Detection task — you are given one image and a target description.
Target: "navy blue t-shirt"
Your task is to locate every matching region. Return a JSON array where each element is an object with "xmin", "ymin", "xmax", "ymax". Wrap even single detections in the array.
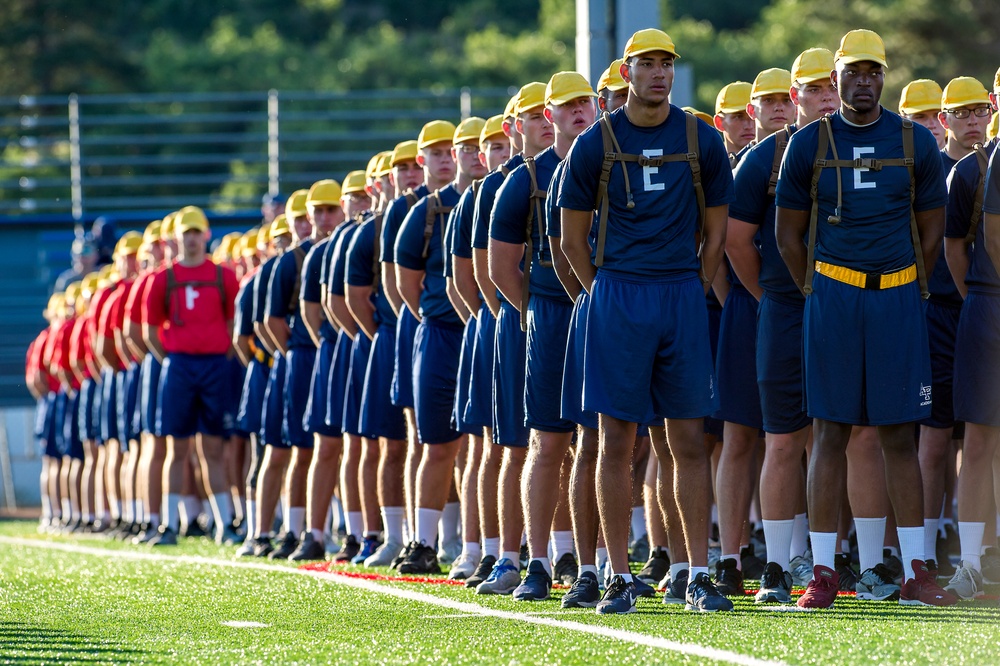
[
  {"xmin": 946, "ymin": 139, "xmax": 1000, "ymax": 294},
  {"xmin": 267, "ymin": 239, "xmax": 314, "ymax": 349},
  {"xmin": 329, "ymin": 221, "xmax": 360, "ymax": 299},
  {"xmin": 473, "ymin": 154, "xmax": 525, "ymax": 251},
  {"xmin": 394, "ymin": 183, "xmax": 463, "ymax": 324},
  {"xmin": 490, "ymin": 147, "xmax": 569, "ymax": 303},
  {"xmin": 380, "ymin": 184, "xmax": 429, "ymax": 264},
  {"xmin": 253, "ymin": 255, "xmax": 278, "ymax": 326},
  {"xmin": 558, "ymin": 105, "xmax": 735, "ymax": 281},
  {"xmin": 926, "ymin": 151, "xmax": 963, "ymax": 305},
  {"xmin": 451, "ymin": 183, "xmax": 479, "ymax": 260},
  {"xmin": 730, "ymin": 126, "xmax": 803, "ymax": 300},
  {"xmin": 346, "ymin": 215, "xmax": 395, "ymax": 327},
  {"xmin": 777, "ymin": 109, "xmax": 947, "ymax": 274},
  {"xmin": 301, "ymin": 236, "xmax": 337, "ymax": 341},
  {"xmin": 235, "ymin": 279, "xmax": 255, "ymax": 338}
]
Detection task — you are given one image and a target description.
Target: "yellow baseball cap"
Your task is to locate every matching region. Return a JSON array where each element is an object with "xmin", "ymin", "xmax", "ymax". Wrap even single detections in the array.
[
  {"xmin": 941, "ymin": 76, "xmax": 991, "ymax": 110},
  {"xmin": 515, "ymin": 82, "xmax": 547, "ymax": 115},
  {"xmin": 899, "ymin": 79, "xmax": 943, "ymax": 114},
  {"xmin": 175, "ymin": 206, "xmax": 209, "ymax": 234},
  {"xmin": 835, "ymin": 29, "xmax": 887, "ymax": 68},
  {"xmin": 684, "ymin": 108, "xmax": 715, "ymax": 126},
  {"xmin": 597, "ymin": 59, "xmax": 628, "ymax": 93},
  {"xmin": 65, "ymin": 281, "xmax": 82, "ymax": 305},
  {"xmin": 342, "ymin": 171, "xmax": 368, "ymax": 196},
  {"xmin": 993, "ymin": 66, "xmax": 1000, "ymax": 93},
  {"xmin": 46, "ymin": 293, "xmax": 65, "ymax": 319},
  {"xmin": 98, "ymin": 264, "xmax": 114, "ymax": 281},
  {"xmin": 622, "ymin": 28, "xmax": 680, "ymax": 60},
  {"xmin": 503, "ymin": 93, "xmax": 520, "ymax": 120},
  {"xmin": 115, "ymin": 230, "xmax": 144, "ymax": 256},
  {"xmin": 792, "ymin": 48, "xmax": 835, "ymax": 86},
  {"xmin": 390, "ymin": 140, "xmax": 419, "ymax": 167},
  {"xmin": 479, "ymin": 115, "xmax": 506, "ymax": 147},
  {"xmin": 715, "ymin": 82, "xmax": 752, "ymax": 115},
  {"xmin": 988, "ymin": 112, "xmax": 999, "ymax": 141},
  {"xmin": 160, "ymin": 212, "xmax": 176, "ymax": 241},
  {"xmin": 546, "ymin": 71, "xmax": 598, "ymax": 106},
  {"xmin": 751, "ymin": 68, "xmax": 792, "ymax": 99},
  {"xmin": 285, "ymin": 189, "xmax": 309, "ymax": 220},
  {"xmin": 269, "ymin": 214, "xmax": 290, "ymax": 239},
  {"xmin": 81, "ymin": 272, "xmax": 100, "ymax": 297},
  {"xmin": 142, "ymin": 220, "xmax": 162, "ymax": 245},
  {"xmin": 454, "ymin": 117, "xmax": 487, "ymax": 144},
  {"xmin": 365, "ymin": 153, "xmax": 384, "ymax": 181},
  {"xmin": 375, "ymin": 152, "xmax": 394, "ymax": 178},
  {"xmin": 307, "ymin": 180, "xmax": 342, "ymax": 206},
  {"xmin": 240, "ymin": 229, "xmax": 260, "ymax": 258},
  {"xmin": 417, "ymin": 120, "xmax": 456, "ymax": 150},
  {"xmin": 225, "ymin": 231, "xmax": 244, "ymax": 261}
]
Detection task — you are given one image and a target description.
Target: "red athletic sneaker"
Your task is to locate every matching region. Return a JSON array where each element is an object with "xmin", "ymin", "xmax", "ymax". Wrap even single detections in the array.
[
  {"xmin": 796, "ymin": 564, "xmax": 839, "ymax": 609},
  {"xmin": 900, "ymin": 560, "xmax": 958, "ymax": 607}
]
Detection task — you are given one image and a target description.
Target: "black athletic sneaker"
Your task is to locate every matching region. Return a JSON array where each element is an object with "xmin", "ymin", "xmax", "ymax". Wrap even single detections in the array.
[
  {"xmin": 561, "ymin": 571, "xmax": 601, "ymax": 608},
  {"xmin": 333, "ymin": 535, "xmax": 360, "ymax": 562},
  {"xmin": 553, "ymin": 552, "xmax": 578, "ymax": 586},
  {"xmin": 740, "ymin": 543, "xmax": 766, "ymax": 580},
  {"xmin": 637, "ymin": 548, "xmax": 670, "ymax": 586},
  {"xmin": 182, "ymin": 521, "xmax": 209, "ymax": 539},
  {"xmin": 251, "ymin": 535, "xmax": 274, "ymax": 558},
  {"xmin": 633, "ymin": 577, "xmax": 657, "ymax": 598},
  {"xmin": 662, "ymin": 568, "xmax": 689, "ymax": 604},
  {"xmin": 686, "ymin": 572, "xmax": 734, "ymax": 612},
  {"xmin": 398, "ymin": 541, "xmax": 441, "ymax": 575},
  {"xmin": 836, "ymin": 553, "xmax": 859, "ymax": 591},
  {"xmin": 519, "ymin": 544, "xmax": 529, "ymax": 571},
  {"xmin": 148, "ymin": 526, "xmax": 177, "ymax": 547},
  {"xmin": 269, "ymin": 531, "xmax": 299, "ymax": 560},
  {"xmin": 596, "ymin": 575, "xmax": 639, "ymax": 614},
  {"xmin": 289, "ymin": 532, "xmax": 326, "ymax": 562},
  {"xmin": 883, "ymin": 549, "xmax": 903, "ymax": 584},
  {"xmin": 714, "ymin": 558, "xmax": 745, "ymax": 596},
  {"xmin": 390, "ymin": 541, "xmax": 414, "ymax": 570},
  {"xmin": 465, "ymin": 554, "xmax": 497, "ymax": 588}
]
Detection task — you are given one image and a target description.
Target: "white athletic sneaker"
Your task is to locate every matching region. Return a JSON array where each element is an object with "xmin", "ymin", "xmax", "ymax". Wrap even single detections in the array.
[
  {"xmin": 437, "ymin": 538, "xmax": 462, "ymax": 565},
  {"xmin": 364, "ymin": 538, "xmax": 404, "ymax": 568},
  {"xmin": 945, "ymin": 562, "xmax": 985, "ymax": 600},
  {"xmin": 790, "ymin": 550, "xmax": 814, "ymax": 587},
  {"xmin": 448, "ymin": 552, "xmax": 480, "ymax": 580}
]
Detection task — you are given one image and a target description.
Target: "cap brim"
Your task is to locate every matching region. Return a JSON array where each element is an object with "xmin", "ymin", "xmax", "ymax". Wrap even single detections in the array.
[
  {"xmin": 900, "ymin": 103, "xmax": 940, "ymax": 114},
  {"xmin": 794, "ymin": 73, "xmax": 832, "ymax": 86},
  {"xmin": 717, "ymin": 105, "xmax": 748, "ymax": 114},
  {"xmin": 836, "ymin": 54, "xmax": 888, "ymax": 68},
  {"xmin": 625, "ymin": 46, "xmax": 680, "ymax": 59},
  {"xmin": 548, "ymin": 91, "xmax": 599, "ymax": 105}
]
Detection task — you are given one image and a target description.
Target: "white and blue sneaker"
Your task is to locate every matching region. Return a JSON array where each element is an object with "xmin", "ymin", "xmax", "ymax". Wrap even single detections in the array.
[
  {"xmin": 562, "ymin": 572, "xmax": 601, "ymax": 608},
  {"xmin": 475, "ymin": 558, "xmax": 521, "ymax": 595},
  {"xmin": 596, "ymin": 575, "xmax": 638, "ymax": 615}
]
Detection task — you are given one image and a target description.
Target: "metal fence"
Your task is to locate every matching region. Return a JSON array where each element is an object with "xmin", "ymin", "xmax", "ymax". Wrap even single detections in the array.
[{"xmin": 0, "ymin": 87, "xmax": 516, "ymax": 220}]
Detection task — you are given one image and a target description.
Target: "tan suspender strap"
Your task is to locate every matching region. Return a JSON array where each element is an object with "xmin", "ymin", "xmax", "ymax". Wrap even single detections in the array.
[
  {"xmin": 899, "ymin": 120, "xmax": 928, "ymax": 298},
  {"xmin": 803, "ymin": 117, "xmax": 831, "ymax": 295},
  {"xmin": 519, "ymin": 157, "xmax": 548, "ymax": 331},
  {"xmin": 371, "ymin": 212, "xmax": 384, "ymax": 290},
  {"xmin": 967, "ymin": 143, "xmax": 989, "ymax": 244},
  {"xmin": 165, "ymin": 264, "xmax": 226, "ymax": 325},
  {"xmin": 404, "ymin": 191, "xmax": 418, "ymax": 208},
  {"xmin": 593, "ymin": 112, "xmax": 703, "ymax": 270},
  {"xmin": 767, "ymin": 127, "xmax": 791, "ymax": 197},
  {"xmin": 288, "ymin": 245, "xmax": 307, "ymax": 314},
  {"xmin": 421, "ymin": 191, "xmax": 454, "ymax": 260},
  {"xmin": 500, "ymin": 164, "xmax": 510, "ymax": 178}
]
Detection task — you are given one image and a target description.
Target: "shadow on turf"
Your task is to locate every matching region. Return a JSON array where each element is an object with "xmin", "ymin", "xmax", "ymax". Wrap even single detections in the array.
[
  {"xmin": 0, "ymin": 621, "xmax": 155, "ymax": 663},
  {"xmin": 765, "ymin": 604, "xmax": 1000, "ymax": 624}
]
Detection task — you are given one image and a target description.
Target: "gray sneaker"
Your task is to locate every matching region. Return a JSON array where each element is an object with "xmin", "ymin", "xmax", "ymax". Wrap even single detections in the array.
[
  {"xmin": 364, "ymin": 539, "xmax": 404, "ymax": 568},
  {"xmin": 790, "ymin": 550, "xmax": 813, "ymax": 587},
  {"xmin": 945, "ymin": 562, "xmax": 985, "ymax": 600},
  {"xmin": 475, "ymin": 558, "xmax": 522, "ymax": 595},
  {"xmin": 448, "ymin": 552, "xmax": 480, "ymax": 580},
  {"xmin": 856, "ymin": 563, "xmax": 901, "ymax": 601},
  {"xmin": 755, "ymin": 562, "xmax": 793, "ymax": 604}
]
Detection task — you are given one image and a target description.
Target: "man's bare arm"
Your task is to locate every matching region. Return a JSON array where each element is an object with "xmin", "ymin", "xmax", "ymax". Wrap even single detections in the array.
[{"xmin": 775, "ymin": 207, "xmax": 811, "ymax": 295}]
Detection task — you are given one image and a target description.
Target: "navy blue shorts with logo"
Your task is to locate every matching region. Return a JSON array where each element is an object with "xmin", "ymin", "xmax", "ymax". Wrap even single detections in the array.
[
  {"xmin": 562, "ymin": 291, "xmax": 598, "ymax": 431},
  {"xmin": 282, "ymin": 346, "xmax": 316, "ymax": 448},
  {"xmin": 756, "ymin": 293, "xmax": 810, "ymax": 434},
  {"xmin": 493, "ymin": 302, "xmax": 529, "ymax": 447},
  {"xmin": 464, "ymin": 304, "xmax": 496, "ymax": 431},
  {"xmin": 953, "ymin": 292, "xmax": 1000, "ymax": 427},
  {"xmin": 412, "ymin": 317, "xmax": 463, "ymax": 445},
  {"xmin": 360, "ymin": 324, "xmax": 407, "ymax": 441},
  {"xmin": 392, "ymin": 308, "xmax": 419, "ymax": 409},
  {"xmin": 525, "ymin": 295, "xmax": 575, "ymax": 434},
  {"xmin": 261, "ymin": 353, "xmax": 286, "ymax": 446},
  {"xmin": 157, "ymin": 353, "xmax": 230, "ymax": 438},
  {"xmin": 804, "ymin": 273, "xmax": 930, "ymax": 425},
  {"xmin": 714, "ymin": 286, "xmax": 763, "ymax": 430},
  {"xmin": 304, "ymin": 337, "xmax": 338, "ymax": 438},
  {"xmin": 453, "ymin": 317, "xmax": 480, "ymax": 436}
]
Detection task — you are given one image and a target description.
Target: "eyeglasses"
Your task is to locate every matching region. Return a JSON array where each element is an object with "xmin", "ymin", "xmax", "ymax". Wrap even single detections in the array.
[
  {"xmin": 458, "ymin": 144, "xmax": 481, "ymax": 154},
  {"xmin": 945, "ymin": 106, "xmax": 992, "ymax": 119}
]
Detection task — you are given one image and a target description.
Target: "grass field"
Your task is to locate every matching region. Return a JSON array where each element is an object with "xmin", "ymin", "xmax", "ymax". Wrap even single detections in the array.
[{"xmin": 1, "ymin": 519, "xmax": 998, "ymax": 665}]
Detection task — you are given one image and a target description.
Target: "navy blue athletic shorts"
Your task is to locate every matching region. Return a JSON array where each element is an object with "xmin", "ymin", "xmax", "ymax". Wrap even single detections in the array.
[
  {"xmin": 139, "ymin": 354, "xmax": 162, "ymax": 435},
  {"xmin": 41, "ymin": 392, "xmax": 59, "ymax": 457},
  {"xmin": 464, "ymin": 304, "xmax": 496, "ymax": 431},
  {"xmin": 804, "ymin": 273, "xmax": 930, "ymax": 425},
  {"xmin": 585, "ymin": 273, "xmax": 718, "ymax": 423},
  {"xmin": 78, "ymin": 378, "xmax": 98, "ymax": 441},
  {"xmin": 453, "ymin": 317, "xmax": 480, "ymax": 436},
  {"xmin": 117, "ymin": 362, "xmax": 140, "ymax": 449},
  {"xmin": 492, "ymin": 302, "xmax": 529, "ymax": 446},
  {"xmin": 282, "ymin": 346, "xmax": 316, "ymax": 448},
  {"xmin": 360, "ymin": 324, "xmax": 407, "ymax": 441},
  {"xmin": 343, "ymin": 333, "xmax": 374, "ymax": 438},
  {"xmin": 100, "ymin": 368, "xmax": 120, "ymax": 444},
  {"xmin": 525, "ymin": 295, "xmax": 575, "ymax": 433},
  {"xmin": 756, "ymin": 293, "xmax": 810, "ymax": 434},
  {"xmin": 66, "ymin": 392, "xmax": 84, "ymax": 460},
  {"xmin": 227, "ymin": 356, "xmax": 246, "ymax": 438},
  {"xmin": 52, "ymin": 390, "xmax": 69, "ymax": 457},
  {"xmin": 392, "ymin": 308, "xmax": 419, "ymax": 409},
  {"xmin": 324, "ymin": 330, "xmax": 352, "ymax": 436},
  {"xmin": 237, "ymin": 356, "xmax": 269, "ymax": 437},
  {"xmin": 921, "ymin": 300, "xmax": 962, "ymax": 430},
  {"xmin": 953, "ymin": 292, "xmax": 1000, "ymax": 427},
  {"xmin": 412, "ymin": 317, "xmax": 463, "ymax": 445},
  {"xmin": 304, "ymin": 337, "xmax": 339, "ymax": 437},
  {"xmin": 714, "ymin": 286, "xmax": 763, "ymax": 429},
  {"xmin": 562, "ymin": 291, "xmax": 598, "ymax": 431},
  {"xmin": 157, "ymin": 353, "xmax": 230, "ymax": 438},
  {"xmin": 261, "ymin": 353, "xmax": 286, "ymax": 447}
]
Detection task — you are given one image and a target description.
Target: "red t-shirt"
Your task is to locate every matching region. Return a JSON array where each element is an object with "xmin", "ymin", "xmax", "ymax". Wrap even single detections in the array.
[
  {"xmin": 68, "ymin": 315, "xmax": 92, "ymax": 383},
  {"xmin": 126, "ymin": 270, "xmax": 156, "ymax": 325},
  {"xmin": 107, "ymin": 279, "xmax": 137, "ymax": 364},
  {"xmin": 49, "ymin": 316, "xmax": 80, "ymax": 391},
  {"xmin": 97, "ymin": 284, "xmax": 128, "ymax": 370},
  {"xmin": 143, "ymin": 259, "xmax": 239, "ymax": 355}
]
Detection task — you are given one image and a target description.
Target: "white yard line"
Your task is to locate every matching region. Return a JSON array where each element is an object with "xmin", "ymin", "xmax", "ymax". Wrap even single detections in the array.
[{"xmin": 0, "ymin": 536, "xmax": 790, "ymax": 666}]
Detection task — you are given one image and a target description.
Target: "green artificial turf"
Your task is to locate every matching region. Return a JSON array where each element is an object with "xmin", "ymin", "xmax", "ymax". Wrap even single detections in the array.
[{"xmin": 1, "ymin": 519, "xmax": 998, "ymax": 665}]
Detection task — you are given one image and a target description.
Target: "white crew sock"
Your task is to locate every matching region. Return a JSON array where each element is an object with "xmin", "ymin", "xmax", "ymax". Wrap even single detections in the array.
[
  {"xmin": 791, "ymin": 513, "xmax": 809, "ymax": 558},
  {"xmin": 381, "ymin": 506, "xmax": 404, "ymax": 544},
  {"xmin": 148, "ymin": 512, "xmax": 160, "ymax": 530},
  {"xmin": 483, "ymin": 537, "xmax": 500, "ymax": 559},
  {"xmin": 164, "ymin": 493, "xmax": 181, "ymax": 532},
  {"xmin": 854, "ymin": 517, "xmax": 886, "ymax": 572},
  {"xmin": 550, "ymin": 530, "xmax": 574, "ymax": 562},
  {"xmin": 111, "ymin": 500, "xmax": 122, "ymax": 520},
  {"xmin": 923, "ymin": 518, "xmax": 939, "ymax": 562},
  {"xmin": 210, "ymin": 493, "xmax": 234, "ymax": 530},
  {"xmin": 135, "ymin": 499, "xmax": 145, "ymax": 523},
  {"xmin": 958, "ymin": 521, "xmax": 985, "ymax": 571},
  {"xmin": 722, "ymin": 553, "xmax": 741, "ymax": 570},
  {"xmin": 41, "ymin": 494, "xmax": 53, "ymax": 521},
  {"xmin": 245, "ymin": 499, "xmax": 257, "ymax": 537},
  {"xmin": 201, "ymin": 499, "xmax": 215, "ymax": 530},
  {"xmin": 897, "ymin": 526, "xmax": 924, "ymax": 581},
  {"xmin": 287, "ymin": 506, "xmax": 305, "ymax": 537},
  {"xmin": 630, "ymin": 506, "xmax": 647, "ymax": 539},
  {"xmin": 596, "ymin": 547, "xmax": 608, "ymax": 564},
  {"xmin": 810, "ymin": 531, "xmax": 838, "ymax": 571},
  {"xmin": 416, "ymin": 508, "xmax": 441, "ymax": 546},
  {"xmin": 579, "ymin": 564, "xmax": 599, "ymax": 578},
  {"xmin": 501, "ymin": 550, "xmax": 521, "ymax": 564},
  {"xmin": 439, "ymin": 502, "xmax": 461, "ymax": 543},
  {"xmin": 345, "ymin": 511, "xmax": 363, "ymax": 538},
  {"xmin": 530, "ymin": 557, "xmax": 553, "ymax": 576},
  {"xmin": 462, "ymin": 542, "xmax": 482, "ymax": 559},
  {"xmin": 762, "ymin": 519, "xmax": 794, "ymax": 571},
  {"xmin": 689, "ymin": 566, "xmax": 709, "ymax": 581},
  {"xmin": 669, "ymin": 562, "xmax": 688, "ymax": 582}
]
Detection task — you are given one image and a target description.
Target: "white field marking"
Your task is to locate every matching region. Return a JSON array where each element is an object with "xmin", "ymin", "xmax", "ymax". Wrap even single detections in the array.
[
  {"xmin": 221, "ymin": 621, "xmax": 270, "ymax": 628},
  {"xmin": 0, "ymin": 537, "xmax": 789, "ymax": 666}
]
